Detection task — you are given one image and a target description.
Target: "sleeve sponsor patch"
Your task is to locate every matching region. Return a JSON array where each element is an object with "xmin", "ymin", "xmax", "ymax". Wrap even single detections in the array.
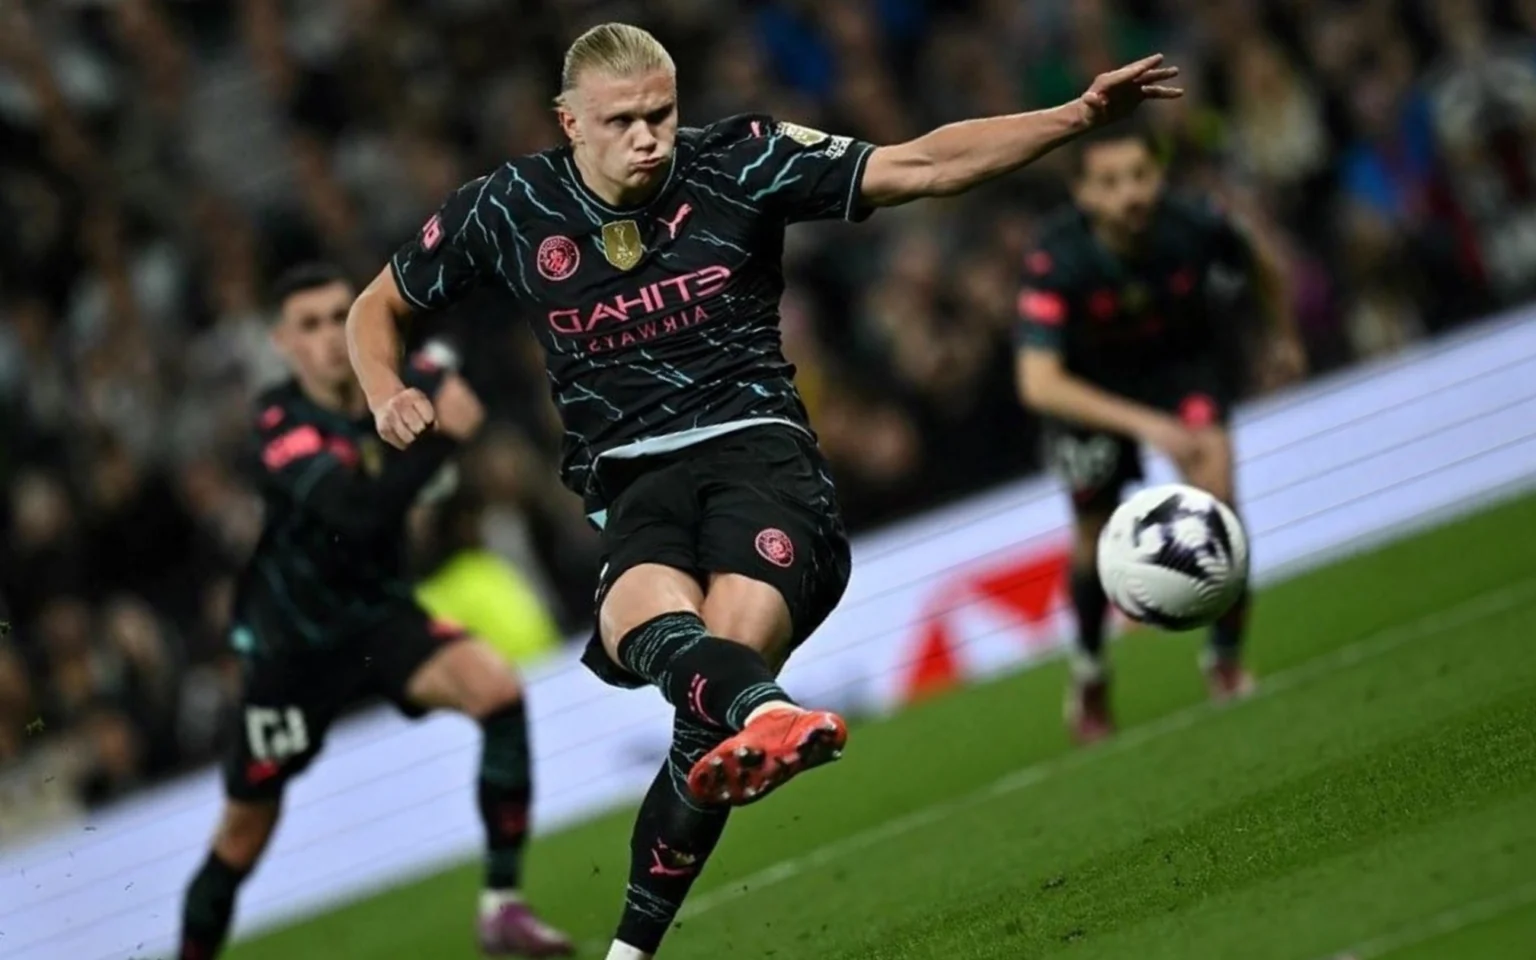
[
  {"xmin": 262, "ymin": 425, "xmax": 325, "ymax": 471},
  {"xmin": 1018, "ymin": 289, "xmax": 1067, "ymax": 325},
  {"xmin": 776, "ymin": 121, "xmax": 829, "ymax": 147},
  {"xmin": 420, "ymin": 213, "xmax": 444, "ymax": 252}
]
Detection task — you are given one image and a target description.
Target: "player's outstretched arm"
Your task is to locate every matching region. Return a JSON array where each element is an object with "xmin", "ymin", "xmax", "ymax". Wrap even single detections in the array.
[
  {"xmin": 348, "ymin": 267, "xmax": 439, "ymax": 450},
  {"xmin": 1017, "ymin": 347, "xmax": 1211, "ymax": 472},
  {"xmin": 860, "ymin": 55, "xmax": 1181, "ymax": 207}
]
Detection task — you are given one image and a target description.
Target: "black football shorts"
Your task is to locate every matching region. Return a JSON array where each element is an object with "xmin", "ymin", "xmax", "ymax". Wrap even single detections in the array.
[
  {"xmin": 580, "ymin": 424, "xmax": 852, "ymax": 689},
  {"xmin": 1048, "ymin": 360, "xmax": 1233, "ymax": 514},
  {"xmin": 221, "ymin": 601, "xmax": 468, "ymax": 801}
]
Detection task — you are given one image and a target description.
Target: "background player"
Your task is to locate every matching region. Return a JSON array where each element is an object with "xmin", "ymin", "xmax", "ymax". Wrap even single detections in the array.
[
  {"xmin": 178, "ymin": 264, "xmax": 572, "ymax": 959},
  {"xmin": 345, "ymin": 23, "xmax": 1180, "ymax": 960},
  {"xmin": 1014, "ymin": 124, "xmax": 1306, "ymax": 745}
]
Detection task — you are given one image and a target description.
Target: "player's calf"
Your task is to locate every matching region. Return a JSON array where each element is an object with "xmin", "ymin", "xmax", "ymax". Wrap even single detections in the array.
[
  {"xmin": 180, "ymin": 800, "xmax": 277, "ymax": 959},
  {"xmin": 406, "ymin": 639, "xmax": 572, "ymax": 955},
  {"xmin": 608, "ymin": 714, "xmax": 733, "ymax": 958},
  {"xmin": 1203, "ymin": 589, "xmax": 1255, "ymax": 701},
  {"xmin": 1065, "ymin": 508, "xmax": 1116, "ymax": 743},
  {"xmin": 614, "ymin": 610, "xmax": 796, "ymax": 731},
  {"xmin": 601, "ymin": 566, "xmax": 798, "ymax": 731}
]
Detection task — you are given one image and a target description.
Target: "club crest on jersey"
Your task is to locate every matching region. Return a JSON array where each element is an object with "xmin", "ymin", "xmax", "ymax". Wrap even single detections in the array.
[
  {"xmin": 538, "ymin": 235, "xmax": 580, "ymax": 281},
  {"xmin": 602, "ymin": 220, "xmax": 644, "ymax": 271},
  {"xmin": 776, "ymin": 121, "xmax": 828, "ymax": 147}
]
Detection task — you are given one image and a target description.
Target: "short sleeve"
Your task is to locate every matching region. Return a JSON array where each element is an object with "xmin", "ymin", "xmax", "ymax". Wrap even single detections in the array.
[
  {"xmin": 1013, "ymin": 249, "xmax": 1071, "ymax": 353},
  {"xmin": 723, "ymin": 116, "xmax": 877, "ymax": 224},
  {"xmin": 390, "ymin": 175, "xmax": 497, "ymax": 312}
]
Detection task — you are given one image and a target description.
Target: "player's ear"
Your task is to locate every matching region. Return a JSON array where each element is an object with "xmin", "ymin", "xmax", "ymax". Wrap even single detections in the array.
[{"xmin": 554, "ymin": 94, "xmax": 580, "ymax": 145}]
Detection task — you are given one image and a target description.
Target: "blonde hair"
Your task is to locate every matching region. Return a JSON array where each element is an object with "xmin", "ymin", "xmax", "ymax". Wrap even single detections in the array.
[{"xmin": 556, "ymin": 23, "xmax": 675, "ymax": 106}]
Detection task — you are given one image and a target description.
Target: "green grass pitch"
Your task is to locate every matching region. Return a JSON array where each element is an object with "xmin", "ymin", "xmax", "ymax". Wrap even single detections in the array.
[{"xmin": 227, "ymin": 491, "xmax": 1536, "ymax": 960}]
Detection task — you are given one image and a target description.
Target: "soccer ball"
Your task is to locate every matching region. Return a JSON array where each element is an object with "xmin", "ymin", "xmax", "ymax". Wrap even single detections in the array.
[{"xmin": 1096, "ymin": 483, "xmax": 1250, "ymax": 630}]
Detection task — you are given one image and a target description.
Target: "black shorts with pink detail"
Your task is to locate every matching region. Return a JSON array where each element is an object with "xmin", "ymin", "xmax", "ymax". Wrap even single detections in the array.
[
  {"xmin": 221, "ymin": 600, "xmax": 469, "ymax": 801},
  {"xmin": 1046, "ymin": 359, "xmax": 1233, "ymax": 514},
  {"xmin": 580, "ymin": 425, "xmax": 852, "ymax": 690}
]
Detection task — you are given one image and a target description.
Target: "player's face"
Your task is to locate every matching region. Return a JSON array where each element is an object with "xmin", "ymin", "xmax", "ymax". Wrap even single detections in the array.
[
  {"xmin": 271, "ymin": 281, "xmax": 356, "ymax": 390},
  {"xmin": 1074, "ymin": 140, "xmax": 1164, "ymax": 238},
  {"xmin": 559, "ymin": 69, "xmax": 678, "ymax": 199}
]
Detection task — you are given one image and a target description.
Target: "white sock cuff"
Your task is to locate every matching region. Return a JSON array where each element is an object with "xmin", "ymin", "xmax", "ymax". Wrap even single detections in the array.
[
  {"xmin": 745, "ymin": 699, "xmax": 798, "ymax": 726},
  {"xmin": 479, "ymin": 889, "xmax": 523, "ymax": 914},
  {"xmin": 605, "ymin": 941, "xmax": 652, "ymax": 960}
]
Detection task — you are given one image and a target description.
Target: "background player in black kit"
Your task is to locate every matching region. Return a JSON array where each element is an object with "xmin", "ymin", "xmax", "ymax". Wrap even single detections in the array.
[
  {"xmin": 178, "ymin": 264, "xmax": 573, "ymax": 960},
  {"xmin": 346, "ymin": 22, "xmax": 1182, "ymax": 960},
  {"xmin": 1014, "ymin": 124, "xmax": 1306, "ymax": 745}
]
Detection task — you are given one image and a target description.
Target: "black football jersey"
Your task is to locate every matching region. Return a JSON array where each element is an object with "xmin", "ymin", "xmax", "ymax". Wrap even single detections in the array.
[
  {"xmin": 389, "ymin": 115, "xmax": 876, "ymax": 514},
  {"xmin": 1014, "ymin": 195, "xmax": 1257, "ymax": 391},
  {"xmin": 236, "ymin": 357, "xmax": 453, "ymax": 646}
]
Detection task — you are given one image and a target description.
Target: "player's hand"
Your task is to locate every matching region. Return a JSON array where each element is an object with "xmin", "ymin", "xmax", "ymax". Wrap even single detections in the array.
[
  {"xmin": 1078, "ymin": 54, "xmax": 1183, "ymax": 127},
  {"xmin": 1260, "ymin": 334, "xmax": 1308, "ymax": 391},
  {"xmin": 433, "ymin": 374, "xmax": 485, "ymax": 442},
  {"xmin": 1141, "ymin": 416, "xmax": 1210, "ymax": 474},
  {"xmin": 374, "ymin": 387, "xmax": 437, "ymax": 450}
]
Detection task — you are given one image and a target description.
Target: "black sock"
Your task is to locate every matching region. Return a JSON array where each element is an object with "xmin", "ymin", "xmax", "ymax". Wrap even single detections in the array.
[
  {"xmin": 478, "ymin": 700, "xmax": 532, "ymax": 891},
  {"xmin": 618, "ymin": 612, "xmax": 792, "ymax": 730},
  {"xmin": 1210, "ymin": 590, "xmax": 1251, "ymax": 660},
  {"xmin": 180, "ymin": 851, "xmax": 250, "ymax": 960},
  {"xmin": 1070, "ymin": 562, "xmax": 1110, "ymax": 666},
  {"xmin": 616, "ymin": 714, "xmax": 733, "ymax": 953}
]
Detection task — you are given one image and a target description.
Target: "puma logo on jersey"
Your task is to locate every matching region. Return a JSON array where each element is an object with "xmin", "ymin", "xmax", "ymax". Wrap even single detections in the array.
[{"xmin": 661, "ymin": 203, "xmax": 693, "ymax": 240}]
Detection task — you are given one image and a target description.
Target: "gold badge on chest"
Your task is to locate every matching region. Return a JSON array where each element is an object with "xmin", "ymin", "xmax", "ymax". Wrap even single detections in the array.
[
  {"xmin": 601, "ymin": 219, "xmax": 644, "ymax": 271},
  {"xmin": 360, "ymin": 437, "xmax": 384, "ymax": 477}
]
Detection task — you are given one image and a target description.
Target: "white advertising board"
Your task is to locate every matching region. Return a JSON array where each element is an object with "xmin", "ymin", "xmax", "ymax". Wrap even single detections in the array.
[{"xmin": 2, "ymin": 312, "xmax": 1535, "ymax": 960}]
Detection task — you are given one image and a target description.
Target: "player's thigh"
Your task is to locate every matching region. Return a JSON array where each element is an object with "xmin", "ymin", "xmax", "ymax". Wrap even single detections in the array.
[
  {"xmin": 404, "ymin": 632, "xmax": 524, "ymax": 720},
  {"xmin": 587, "ymin": 460, "xmax": 708, "ymax": 665},
  {"xmin": 363, "ymin": 608, "xmax": 495, "ymax": 719},
  {"xmin": 700, "ymin": 572, "xmax": 795, "ymax": 669},
  {"xmin": 221, "ymin": 640, "xmax": 340, "ymax": 806},
  {"xmin": 1181, "ymin": 424, "xmax": 1236, "ymax": 505},
  {"xmin": 695, "ymin": 432, "xmax": 853, "ymax": 669},
  {"xmin": 1167, "ymin": 383, "xmax": 1235, "ymax": 504},
  {"xmin": 211, "ymin": 797, "xmax": 282, "ymax": 871}
]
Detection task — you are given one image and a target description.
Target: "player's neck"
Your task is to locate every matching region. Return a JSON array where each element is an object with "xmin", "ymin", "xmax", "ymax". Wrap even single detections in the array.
[
  {"xmin": 1093, "ymin": 221, "xmax": 1142, "ymax": 260},
  {"xmin": 299, "ymin": 375, "xmax": 368, "ymax": 419},
  {"xmin": 571, "ymin": 147, "xmax": 666, "ymax": 209}
]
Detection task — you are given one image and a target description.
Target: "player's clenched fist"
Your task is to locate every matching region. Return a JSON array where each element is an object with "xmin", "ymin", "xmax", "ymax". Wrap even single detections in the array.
[{"xmin": 373, "ymin": 387, "xmax": 437, "ymax": 450}]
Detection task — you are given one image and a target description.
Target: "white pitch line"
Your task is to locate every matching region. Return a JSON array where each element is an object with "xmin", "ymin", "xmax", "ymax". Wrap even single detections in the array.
[
  {"xmin": 1315, "ymin": 879, "xmax": 1536, "ymax": 960},
  {"xmin": 674, "ymin": 578, "xmax": 1536, "ymax": 922}
]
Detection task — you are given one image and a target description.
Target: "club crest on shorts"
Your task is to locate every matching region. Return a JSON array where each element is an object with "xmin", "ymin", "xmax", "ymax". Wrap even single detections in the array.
[
  {"xmin": 537, "ymin": 234, "xmax": 580, "ymax": 281},
  {"xmin": 776, "ymin": 121, "xmax": 828, "ymax": 147},
  {"xmin": 601, "ymin": 220, "xmax": 644, "ymax": 271},
  {"xmin": 755, "ymin": 528, "xmax": 795, "ymax": 568}
]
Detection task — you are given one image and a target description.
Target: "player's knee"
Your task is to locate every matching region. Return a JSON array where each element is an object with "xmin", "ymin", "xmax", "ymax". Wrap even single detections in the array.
[
  {"xmin": 600, "ymin": 564, "xmax": 705, "ymax": 658},
  {"xmin": 213, "ymin": 800, "xmax": 279, "ymax": 870},
  {"xmin": 435, "ymin": 640, "xmax": 525, "ymax": 720},
  {"xmin": 464, "ymin": 664, "xmax": 524, "ymax": 721}
]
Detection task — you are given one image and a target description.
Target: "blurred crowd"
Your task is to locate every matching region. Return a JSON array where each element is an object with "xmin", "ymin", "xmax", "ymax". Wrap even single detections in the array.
[{"xmin": 3, "ymin": 0, "xmax": 1536, "ymax": 836}]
